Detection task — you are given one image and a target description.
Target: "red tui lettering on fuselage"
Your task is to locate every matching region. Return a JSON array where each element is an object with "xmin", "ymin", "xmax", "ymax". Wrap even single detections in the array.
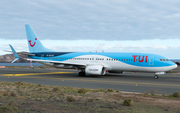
[{"xmin": 132, "ymin": 55, "xmax": 148, "ymax": 62}]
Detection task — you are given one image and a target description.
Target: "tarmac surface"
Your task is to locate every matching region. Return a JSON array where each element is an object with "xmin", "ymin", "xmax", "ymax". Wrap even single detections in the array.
[{"xmin": 0, "ymin": 68, "xmax": 180, "ymax": 94}]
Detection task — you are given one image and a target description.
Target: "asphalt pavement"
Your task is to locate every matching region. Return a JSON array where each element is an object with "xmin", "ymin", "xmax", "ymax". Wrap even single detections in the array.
[{"xmin": 0, "ymin": 68, "xmax": 180, "ymax": 94}]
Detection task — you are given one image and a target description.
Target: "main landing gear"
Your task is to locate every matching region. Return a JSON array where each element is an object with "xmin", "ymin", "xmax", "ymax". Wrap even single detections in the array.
[
  {"xmin": 154, "ymin": 75, "xmax": 159, "ymax": 79},
  {"xmin": 79, "ymin": 72, "xmax": 85, "ymax": 77}
]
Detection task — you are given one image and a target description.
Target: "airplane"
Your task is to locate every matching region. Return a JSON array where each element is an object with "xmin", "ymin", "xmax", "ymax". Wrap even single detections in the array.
[{"xmin": 8, "ymin": 24, "xmax": 177, "ymax": 79}]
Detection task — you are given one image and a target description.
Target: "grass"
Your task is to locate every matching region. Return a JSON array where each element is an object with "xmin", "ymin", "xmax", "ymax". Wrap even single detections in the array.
[
  {"xmin": 106, "ymin": 88, "xmax": 114, "ymax": 92},
  {"xmin": 141, "ymin": 91, "xmax": 180, "ymax": 99},
  {"xmin": 123, "ymin": 99, "xmax": 132, "ymax": 106},
  {"xmin": 78, "ymin": 88, "xmax": 86, "ymax": 94},
  {"xmin": 66, "ymin": 96, "xmax": 75, "ymax": 102},
  {"xmin": 173, "ymin": 92, "xmax": 180, "ymax": 98},
  {"xmin": 0, "ymin": 81, "xmax": 179, "ymax": 113}
]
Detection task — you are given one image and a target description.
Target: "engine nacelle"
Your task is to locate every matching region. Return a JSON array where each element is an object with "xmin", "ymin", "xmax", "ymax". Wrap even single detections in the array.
[{"xmin": 85, "ymin": 65, "xmax": 106, "ymax": 75}]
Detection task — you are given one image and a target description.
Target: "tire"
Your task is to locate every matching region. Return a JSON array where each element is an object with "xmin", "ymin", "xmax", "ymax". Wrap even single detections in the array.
[
  {"xmin": 79, "ymin": 72, "xmax": 85, "ymax": 77},
  {"xmin": 154, "ymin": 75, "xmax": 159, "ymax": 79}
]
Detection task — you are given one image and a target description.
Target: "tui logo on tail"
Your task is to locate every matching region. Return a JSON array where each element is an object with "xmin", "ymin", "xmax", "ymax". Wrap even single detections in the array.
[{"xmin": 29, "ymin": 38, "xmax": 37, "ymax": 47}]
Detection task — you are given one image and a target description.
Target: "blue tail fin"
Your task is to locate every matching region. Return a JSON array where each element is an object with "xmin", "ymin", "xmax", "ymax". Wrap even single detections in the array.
[{"xmin": 25, "ymin": 24, "xmax": 53, "ymax": 53}]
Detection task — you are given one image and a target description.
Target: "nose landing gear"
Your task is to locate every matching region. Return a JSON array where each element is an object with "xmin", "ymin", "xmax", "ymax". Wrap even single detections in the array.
[
  {"xmin": 154, "ymin": 72, "xmax": 165, "ymax": 79},
  {"xmin": 154, "ymin": 75, "xmax": 159, "ymax": 79}
]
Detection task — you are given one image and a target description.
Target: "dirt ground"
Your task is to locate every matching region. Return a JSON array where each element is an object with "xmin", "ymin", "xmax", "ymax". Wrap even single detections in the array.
[{"xmin": 0, "ymin": 82, "xmax": 180, "ymax": 113}]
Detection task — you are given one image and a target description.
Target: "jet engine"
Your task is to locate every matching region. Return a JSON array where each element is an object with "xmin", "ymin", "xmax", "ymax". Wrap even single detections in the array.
[{"xmin": 85, "ymin": 65, "xmax": 106, "ymax": 75}]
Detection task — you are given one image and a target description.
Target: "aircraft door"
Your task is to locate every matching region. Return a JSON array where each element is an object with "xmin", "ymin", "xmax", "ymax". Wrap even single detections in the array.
[
  {"xmin": 91, "ymin": 57, "xmax": 98, "ymax": 63},
  {"xmin": 149, "ymin": 56, "xmax": 154, "ymax": 66},
  {"xmin": 41, "ymin": 54, "xmax": 44, "ymax": 60}
]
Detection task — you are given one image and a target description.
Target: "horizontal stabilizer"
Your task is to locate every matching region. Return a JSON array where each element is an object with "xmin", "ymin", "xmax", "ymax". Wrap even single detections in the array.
[{"xmin": 3, "ymin": 50, "xmax": 12, "ymax": 52}]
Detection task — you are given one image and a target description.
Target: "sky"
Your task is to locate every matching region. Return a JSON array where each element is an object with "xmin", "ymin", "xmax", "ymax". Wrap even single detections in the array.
[{"xmin": 0, "ymin": 0, "xmax": 180, "ymax": 58}]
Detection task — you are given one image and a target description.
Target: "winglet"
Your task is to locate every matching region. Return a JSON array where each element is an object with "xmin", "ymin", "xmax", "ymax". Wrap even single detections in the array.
[{"xmin": 9, "ymin": 44, "xmax": 19, "ymax": 64}]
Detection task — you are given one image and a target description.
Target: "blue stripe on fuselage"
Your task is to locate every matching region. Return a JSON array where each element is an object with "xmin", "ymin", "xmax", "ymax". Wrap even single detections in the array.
[
  {"xmin": 28, "ymin": 52, "xmax": 175, "ymax": 67},
  {"xmin": 30, "ymin": 52, "xmax": 72, "ymax": 57}
]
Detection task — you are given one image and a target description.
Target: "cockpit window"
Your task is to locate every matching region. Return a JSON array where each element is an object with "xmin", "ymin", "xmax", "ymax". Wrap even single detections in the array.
[{"xmin": 160, "ymin": 59, "xmax": 169, "ymax": 62}]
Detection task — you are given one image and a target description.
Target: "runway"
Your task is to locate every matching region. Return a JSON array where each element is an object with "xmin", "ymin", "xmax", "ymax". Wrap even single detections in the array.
[{"xmin": 0, "ymin": 68, "xmax": 180, "ymax": 94}]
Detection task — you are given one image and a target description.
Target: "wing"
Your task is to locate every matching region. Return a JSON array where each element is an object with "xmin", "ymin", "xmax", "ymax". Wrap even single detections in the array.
[
  {"xmin": 26, "ymin": 58, "xmax": 87, "ymax": 68},
  {"xmin": 4, "ymin": 50, "xmax": 35, "ymax": 56}
]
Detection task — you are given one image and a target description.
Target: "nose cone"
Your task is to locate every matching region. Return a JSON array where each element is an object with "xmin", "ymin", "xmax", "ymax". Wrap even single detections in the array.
[
  {"xmin": 168, "ymin": 62, "xmax": 178, "ymax": 70},
  {"xmin": 172, "ymin": 64, "xmax": 178, "ymax": 69}
]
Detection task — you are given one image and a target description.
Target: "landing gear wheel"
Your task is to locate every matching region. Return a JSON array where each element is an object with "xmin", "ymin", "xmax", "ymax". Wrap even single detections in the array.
[
  {"xmin": 79, "ymin": 72, "xmax": 85, "ymax": 77},
  {"xmin": 154, "ymin": 75, "xmax": 159, "ymax": 79}
]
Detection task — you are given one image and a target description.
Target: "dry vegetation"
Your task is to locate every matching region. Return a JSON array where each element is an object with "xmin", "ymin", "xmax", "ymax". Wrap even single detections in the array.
[{"xmin": 0, "ymin": 82, "xmax": 180, "ymax": 113}]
